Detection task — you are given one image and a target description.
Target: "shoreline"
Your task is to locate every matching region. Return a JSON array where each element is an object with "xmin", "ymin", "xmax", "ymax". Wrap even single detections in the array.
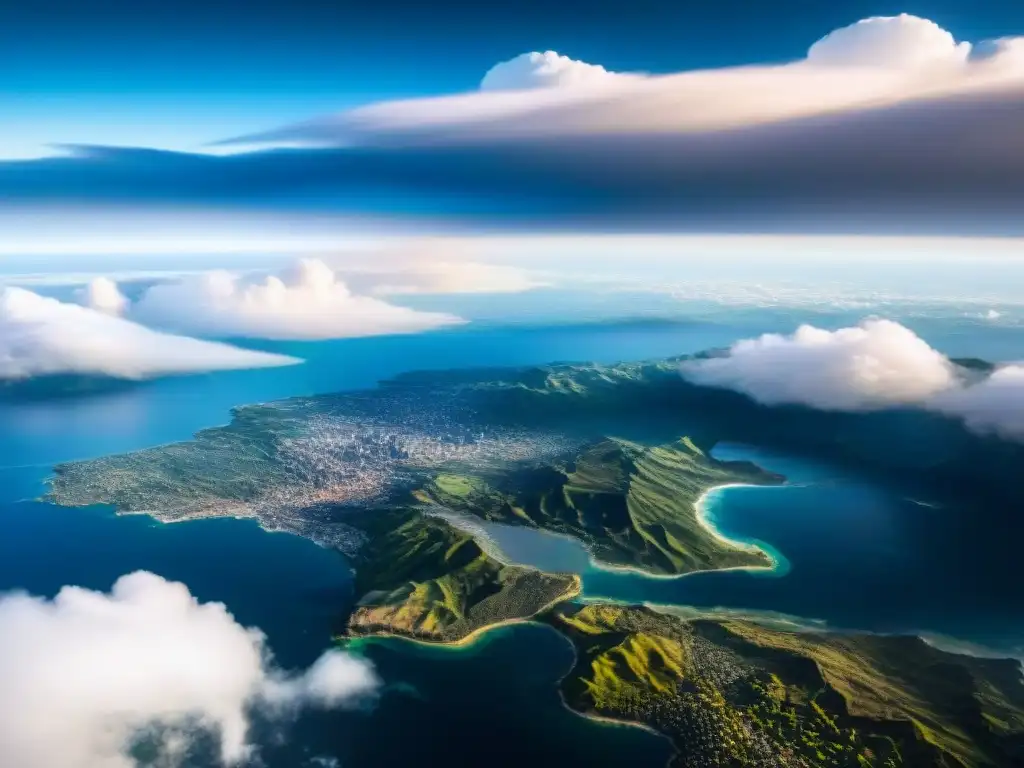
[
  {"xmin": 345, "ymin": 574, "xmax": 583, "ymax": 651},
  {"xmin": 432, "ymin": 480, "xmax": 790, "ymax": 583},
  {"xmin": 349, "ymin": 612, "xmax": 678, "ymax": 764},
  {"xmin": 585, "ymin": 482, "xmax": 790, "ymax": 581},
  {"xmin": 549, "ymin": 621, "xmax": 678, "ymax": 767}
]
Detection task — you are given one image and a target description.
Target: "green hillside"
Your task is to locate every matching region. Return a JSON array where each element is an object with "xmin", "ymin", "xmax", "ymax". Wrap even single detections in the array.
[
  {"xmin": 545, "ymin": 604, "xmax": 1024, "ymax": 768},
  {"xmin": 344, "ymin": 508, "xmax": 578, "ymax": 642},
  {"xmin": 415, "ymin": 436, "xmax": 781, "ymax": 575}
]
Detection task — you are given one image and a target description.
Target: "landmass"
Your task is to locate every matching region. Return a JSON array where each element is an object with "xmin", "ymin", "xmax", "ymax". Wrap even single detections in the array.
[
  {"xmin": 544, "ymin": 603, "xmax": 1024, "ymax": 768},
  {"xmin": 42, "ymin": 355, "xmax": 1024, "ymax": 765},
  {"xmin": 343, "ymin": 507, "xmax": 579, "ymax": 643},
  {"xmin": 45, "ymin": 358, "xmax": 779, "ymax": 575},
  {"xmin": 413, "ymin": 436, "xmax": 780, "ymax": 575}
]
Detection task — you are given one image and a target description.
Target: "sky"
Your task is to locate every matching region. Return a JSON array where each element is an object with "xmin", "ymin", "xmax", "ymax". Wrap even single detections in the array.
[
  {"xmin": 5, "ymin": 0, "xmax": 1024, "ymax": 239},
  {"xmin": 5, "ymin": 0, "xmax": 1022, "ymax": 158}
]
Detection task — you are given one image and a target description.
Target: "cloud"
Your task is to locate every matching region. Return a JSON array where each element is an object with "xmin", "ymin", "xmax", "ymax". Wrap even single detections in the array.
[
  {"xmin": 931, "ymin": 365, "xmax": 1024, "ymax": 442},
  {"xmin": 680, "ymin": 319, "xmax": 957, "ymax": 411},
  {"xmin": 480, "ymin": 51, "xmax": 635, "ymax": 91},
  {"xmin": 76, "ymin": 276, "xmax": 129, "ymax": 315},
  {"xmin": 129, "ymin": 258, "xmax": 465, "ymax": 340},
  {"xmin": 364, "ymin": 259, "xmax": 545, "ymax": 295},
  {"xmin": 3, "ymin": 16, "xmax": 1024, "ymax": 232},
  {"xmin": 680, "ymin": 318, "xmax": 1024, "ymax": 443},
  {"xmin": 231, "ymin": 15, "xmax": 1024, "ymax": 147},
  {"xmin": 0, "ymin": 287, "xmax": 300, "ymax": 381},
  {"xmin": 330, "ymin": 243, "xmax": 547, "ymax": 295},
  {"xmin": 0, "ymin": 571, "xmax": 378, "ymax": 768},
  {"xmin": 806, "ymin": 14, "xmax": 972, "ymax": 68}
]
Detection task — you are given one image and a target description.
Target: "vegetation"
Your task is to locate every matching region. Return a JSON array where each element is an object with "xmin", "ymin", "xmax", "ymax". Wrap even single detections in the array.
[
  {"xmin": 344, "ymin": 508, "xmax": 579, "ymax": 642},
  {"xmin": 414, "ymin": 436, "xmax": 781, "ymax": 575},
  {"xmin": 544, "ymin": 604, "xmax": 1024, "ymax": 767}
]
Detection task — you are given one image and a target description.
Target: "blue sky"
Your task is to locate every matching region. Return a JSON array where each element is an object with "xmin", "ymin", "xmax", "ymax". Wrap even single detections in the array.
[
  {"xmin": 4, "ymin": 1, "xmax": 1024, "ymax": 239},
  {"xmin": 5, "ymin": 0, "xmax": 1023, "ymax": 158}
]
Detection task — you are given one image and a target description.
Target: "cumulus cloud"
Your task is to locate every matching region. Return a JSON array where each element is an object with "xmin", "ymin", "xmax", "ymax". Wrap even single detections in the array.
[
  {"xmin": 129, "ymin": 259, "xmax": 465, "ymax": 340},
  {"xmin": 230, "ymin": 15, "xmax": 1024, "ymax": 147},
  {"xmin": 76, "ymin": 276, "xmax": 129, "ymax": 315},
  {"xmin": 480, "ymin": 51, "xmax": 634, "ymax": 91},
  {"xmin": 806, "ymin": 14, "xmax": 972, "ymax": 68},
  {"xmin": 0, "ymin": 571, "xmax": 378, "ymax": 768},
  {"xmin": 680, "ymin": 318, "xmax": 1024, "ymax": 443},
  {"xmin": 680, "ymin": 319, "xmax": 957, "ymax": 411},
  {"xmin": 931, "ymin": 365, "xmax": 1024, "ymax": 442},
  {"xmin": 0, "ymin": 287, "xmax": 299, "ymax": 381}
]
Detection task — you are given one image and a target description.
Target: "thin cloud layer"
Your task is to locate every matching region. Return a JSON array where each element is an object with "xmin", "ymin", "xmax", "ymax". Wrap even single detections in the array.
[
  {"xmin": 679, "ymin": 319, "xmax": 957, "ymax": 411},
  {"xmin": 365, "ymin": 259, "xmax": 545, "ymax": 295},
  {"xmin": 3, "ymin": 15, "xmax": 1024, "ymax": 230},
  {"xmin": 0, "ymin": 571, "xmax": 378, "ymax": 768},
  {"xmin": 332, "ymin": 245, "xmax": 547, "ymax": 295},
  {"xmin": 234, "ymin": 14, "xmax": 1024, "ymax": 146},
  {"xmin": 680, "ymin": 319, "xmax": 1024, "ymax": 443},
  {"xmin": 0, "ymin": 287, "xmax": 300, "ymax": 381},
  {"xmin": 130, "ymin": 259, "xmax": 465, "ymax": 340}
]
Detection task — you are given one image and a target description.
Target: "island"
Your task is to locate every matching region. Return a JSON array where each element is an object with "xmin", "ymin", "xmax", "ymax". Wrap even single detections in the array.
[
  {"xmin": 45, "ymin": 358, "xmax": 782, "ymax": 577},
  {"xmin": 44, "ymin": 355, "xmax": 1024, "ymax": 766}
]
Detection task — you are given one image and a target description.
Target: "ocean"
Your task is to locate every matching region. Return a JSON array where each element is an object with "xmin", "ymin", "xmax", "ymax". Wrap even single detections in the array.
[{"xmin": 1, "ymin": 313, "xmax": 1022, "ymax": 766}]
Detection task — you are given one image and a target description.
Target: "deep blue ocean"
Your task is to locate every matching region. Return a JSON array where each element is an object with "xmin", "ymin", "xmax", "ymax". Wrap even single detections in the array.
[{"xmin": 1, "ymin": 313, "xmax": 1022, "ymax": 767}]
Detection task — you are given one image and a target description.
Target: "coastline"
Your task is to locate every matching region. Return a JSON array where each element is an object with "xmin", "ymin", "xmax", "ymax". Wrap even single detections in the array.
[
  {"xmin": 432, "ymin": 481, "xmax": 790, "ymax": 583},
  {"xmin": 549, "ymin": 623, "xmax": 679, "ymax": 767},
  {"xmin": 345, "ymin": 574, "xmax": 583, "ymax": 651},
  {"xmin": 348, "ymin": 612, "xmax": 678, "ymax": 764},
  {"xmin": 585, "ymin": 482, "xmax": 791, "ymax": 580}
]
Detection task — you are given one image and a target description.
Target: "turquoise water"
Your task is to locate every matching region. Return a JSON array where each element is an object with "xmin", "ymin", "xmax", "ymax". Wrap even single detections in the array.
[
  {"xmin": 2, "ymin": 318, "xmax": 1023, "ymax": 765},
  {"xmin": 467, "ymin": 443, "xmax": 1024, "ymax": 656}
]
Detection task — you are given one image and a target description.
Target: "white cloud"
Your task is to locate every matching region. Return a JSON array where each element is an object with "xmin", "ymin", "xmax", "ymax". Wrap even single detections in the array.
[
  {"xmin": 364, "ymin": 261, "xmax": 545, "ymax": 295},
  {"xmin": 680, "ymin": 319, "xmax": 957, "ymax": 411},
  {"xmin": 332, "ymin": 244, "xmax": 547, "ymax": 295},
  {"xmin": 931, "ymin": 365, "xmax": 1024, "ymax": 442},
  {"xmin": 0, "ymin": 571, "xmax": 378, "ymax": 768},
  {"xmin": 806, "ymin": 14, "xmax": 972, "ymax": 68},
  {"xmin": 76, "ymin": 276, "xmax": 129, "ymax": 315},
  {"xmin": 130, "ymin": 259, "xmax": 466, "ymax": 340},
  {"xmin": 480, "ymin": 51, "xmax": 635, "ymax": 91},
  {"xmin": 0, "ymin": 287, "xmax": 300, "ymax": 381},
  {"xmin": 680, "ymin": 318, "xmax": 1024, "ymax": 443},
  {"xmin": 231, "ymin": 16, "xmax": 1024, "ymax": 149}
]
